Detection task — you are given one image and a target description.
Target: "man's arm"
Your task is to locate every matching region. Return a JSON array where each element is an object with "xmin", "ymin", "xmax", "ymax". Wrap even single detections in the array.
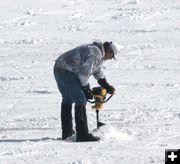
[
  {"xmin": 78, "ymin": 54, "xmax": 96, "ymax": 87},
  {"xmin": 93, "ymin": 66, "xmax": 105, "ymax": 81}
]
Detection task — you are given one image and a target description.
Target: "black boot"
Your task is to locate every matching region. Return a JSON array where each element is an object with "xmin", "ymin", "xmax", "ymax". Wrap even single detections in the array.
[
  {"xmin": 61, "ymin": 103, "xmax": 75, "ymax": 140},
  {"xmin": 75, "ymin": 105, "xmax": 100, "ymax": 142}
]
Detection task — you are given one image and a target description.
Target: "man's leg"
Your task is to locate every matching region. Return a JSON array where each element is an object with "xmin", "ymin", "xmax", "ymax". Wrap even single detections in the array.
[
  {"xmin": 61, "ymin": 103, "xmax": 75, "ymax": 139},
  {"xmin": 54, "ymin": 66, "xmax": 74, "ymax": 139},
  {"xmin": 75, "ymin": 104, "xmax": 100, "ymax": 142},
  {"xmin": 73, "ymin": 82, "xmax": 100, "ymax": 142}
]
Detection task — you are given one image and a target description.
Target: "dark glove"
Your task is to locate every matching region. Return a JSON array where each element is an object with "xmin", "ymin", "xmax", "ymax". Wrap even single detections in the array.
[
  {"xmin": 82, "ymin": 84, "xmax": 93, "ymax": 100},
  {"xmin": 98, "ymin": 78, "xmax": 115, "ymax": 94}
]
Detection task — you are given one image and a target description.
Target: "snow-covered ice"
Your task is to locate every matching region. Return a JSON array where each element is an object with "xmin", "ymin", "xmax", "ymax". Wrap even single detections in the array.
[{"xmin": 0, "ymin": 0, "xmax": 180, "ymax": 163}]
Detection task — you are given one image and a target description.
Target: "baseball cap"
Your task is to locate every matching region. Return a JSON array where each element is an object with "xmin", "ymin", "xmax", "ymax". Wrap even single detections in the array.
[{"xmin": 104, "ymin": 41, "xmax": 119, "ymax": 59}]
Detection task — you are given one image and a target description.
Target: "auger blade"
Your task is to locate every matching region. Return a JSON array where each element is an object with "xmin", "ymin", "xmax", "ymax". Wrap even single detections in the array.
[{"xmin": 97, "ymin": 121, "xmax": 106, "ymax": 128}]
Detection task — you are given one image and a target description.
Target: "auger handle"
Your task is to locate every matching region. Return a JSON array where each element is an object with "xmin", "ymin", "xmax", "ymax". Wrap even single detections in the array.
[{"xmin": 87, "ymin": 94, "xmax": 113, "ymax": 104}]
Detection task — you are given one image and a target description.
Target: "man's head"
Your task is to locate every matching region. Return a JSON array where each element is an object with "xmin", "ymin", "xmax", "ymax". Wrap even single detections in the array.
[{"xmin": 103, "ymin": 42, "xmax": 118, "ymax": 60}]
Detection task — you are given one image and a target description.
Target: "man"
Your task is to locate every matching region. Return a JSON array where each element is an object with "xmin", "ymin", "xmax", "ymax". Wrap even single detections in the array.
[{"xmin": 54, "ymin": 41, "xmax": 117, "ymax": 142}]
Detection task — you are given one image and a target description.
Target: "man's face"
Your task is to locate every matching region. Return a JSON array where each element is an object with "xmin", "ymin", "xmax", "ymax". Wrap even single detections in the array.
[{"xmin": 104, "ymin": 49, "xmax": 114, "ymax": 60}]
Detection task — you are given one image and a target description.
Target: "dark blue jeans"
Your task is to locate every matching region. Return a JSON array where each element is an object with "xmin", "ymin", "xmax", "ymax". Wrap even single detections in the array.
[{"xmin": 54, "ymin": 65, "xmax": 87, "ymax": 106}]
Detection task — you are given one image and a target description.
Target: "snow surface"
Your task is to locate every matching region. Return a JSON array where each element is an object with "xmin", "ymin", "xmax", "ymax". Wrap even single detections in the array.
[{"xmin": 0, "ymin": 0, "xmax": 180, "ymax": 163}]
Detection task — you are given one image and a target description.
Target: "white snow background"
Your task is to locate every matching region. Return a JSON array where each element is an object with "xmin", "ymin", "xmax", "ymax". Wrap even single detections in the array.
[{"xmin": 0, "ymin": 0, "xmax": 180, "ymax": 163}]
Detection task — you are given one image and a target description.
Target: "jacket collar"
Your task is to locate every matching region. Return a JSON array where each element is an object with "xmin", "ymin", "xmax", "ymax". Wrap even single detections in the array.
[{"xmin": 92, "ymin": 42, "xmax": 105, "ymax": 58}]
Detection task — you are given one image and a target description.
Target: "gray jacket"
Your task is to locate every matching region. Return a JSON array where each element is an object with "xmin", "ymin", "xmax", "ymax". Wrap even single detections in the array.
[{"xmin": 55, "ymin": 42, "xmax": 105, "ymax": 86}]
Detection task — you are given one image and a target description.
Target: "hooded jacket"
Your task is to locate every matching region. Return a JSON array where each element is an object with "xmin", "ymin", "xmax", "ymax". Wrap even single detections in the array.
[{"xmin": 55, "ymin": 42, "xmax": 105, "ymax": 86}]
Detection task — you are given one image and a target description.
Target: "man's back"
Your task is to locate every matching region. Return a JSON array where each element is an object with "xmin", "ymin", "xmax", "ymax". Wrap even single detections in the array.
[{"xmin": 55, "ymin": 42, "xmax": 105, "ymax": 86}]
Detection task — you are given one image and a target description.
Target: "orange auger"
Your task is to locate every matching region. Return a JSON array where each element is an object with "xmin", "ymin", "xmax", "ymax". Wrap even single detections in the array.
[{"xmin": 88, "ymin": 87, "xmax": 114, "ymax": 129}]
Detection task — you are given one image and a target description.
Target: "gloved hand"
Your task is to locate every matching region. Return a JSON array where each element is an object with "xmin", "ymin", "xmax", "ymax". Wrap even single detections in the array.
[
  {"xmin": 82, "ymin": 84, "xmax": 93, "ymax": 100},
  {"xmin": 98, "ymin": 78, "xmax": 115, "ymax": 94}
]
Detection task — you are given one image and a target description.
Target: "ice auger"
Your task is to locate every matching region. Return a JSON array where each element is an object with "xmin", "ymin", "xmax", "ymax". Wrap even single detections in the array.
[{"xmin": 88, "ymin": 87, "xmax": 114, "ymax": 130}]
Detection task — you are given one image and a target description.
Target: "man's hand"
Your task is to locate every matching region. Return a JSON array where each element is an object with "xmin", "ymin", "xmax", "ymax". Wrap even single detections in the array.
[
  {"xmin": 82, "ymin": 84, "xmax": 93, "ymax": 100},
  {"xmin": 108, "ymin": 85, "xmax": 115, "ymax": 94},
  {"xmin": 98, "ymin": 78, "xmax": 115, "ymax": 94}
]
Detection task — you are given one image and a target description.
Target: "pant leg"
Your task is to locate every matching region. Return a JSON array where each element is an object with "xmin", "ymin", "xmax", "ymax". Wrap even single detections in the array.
[{"xmin": 53, "ymin": 65, "xmax": 87, "ymax": 105}]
